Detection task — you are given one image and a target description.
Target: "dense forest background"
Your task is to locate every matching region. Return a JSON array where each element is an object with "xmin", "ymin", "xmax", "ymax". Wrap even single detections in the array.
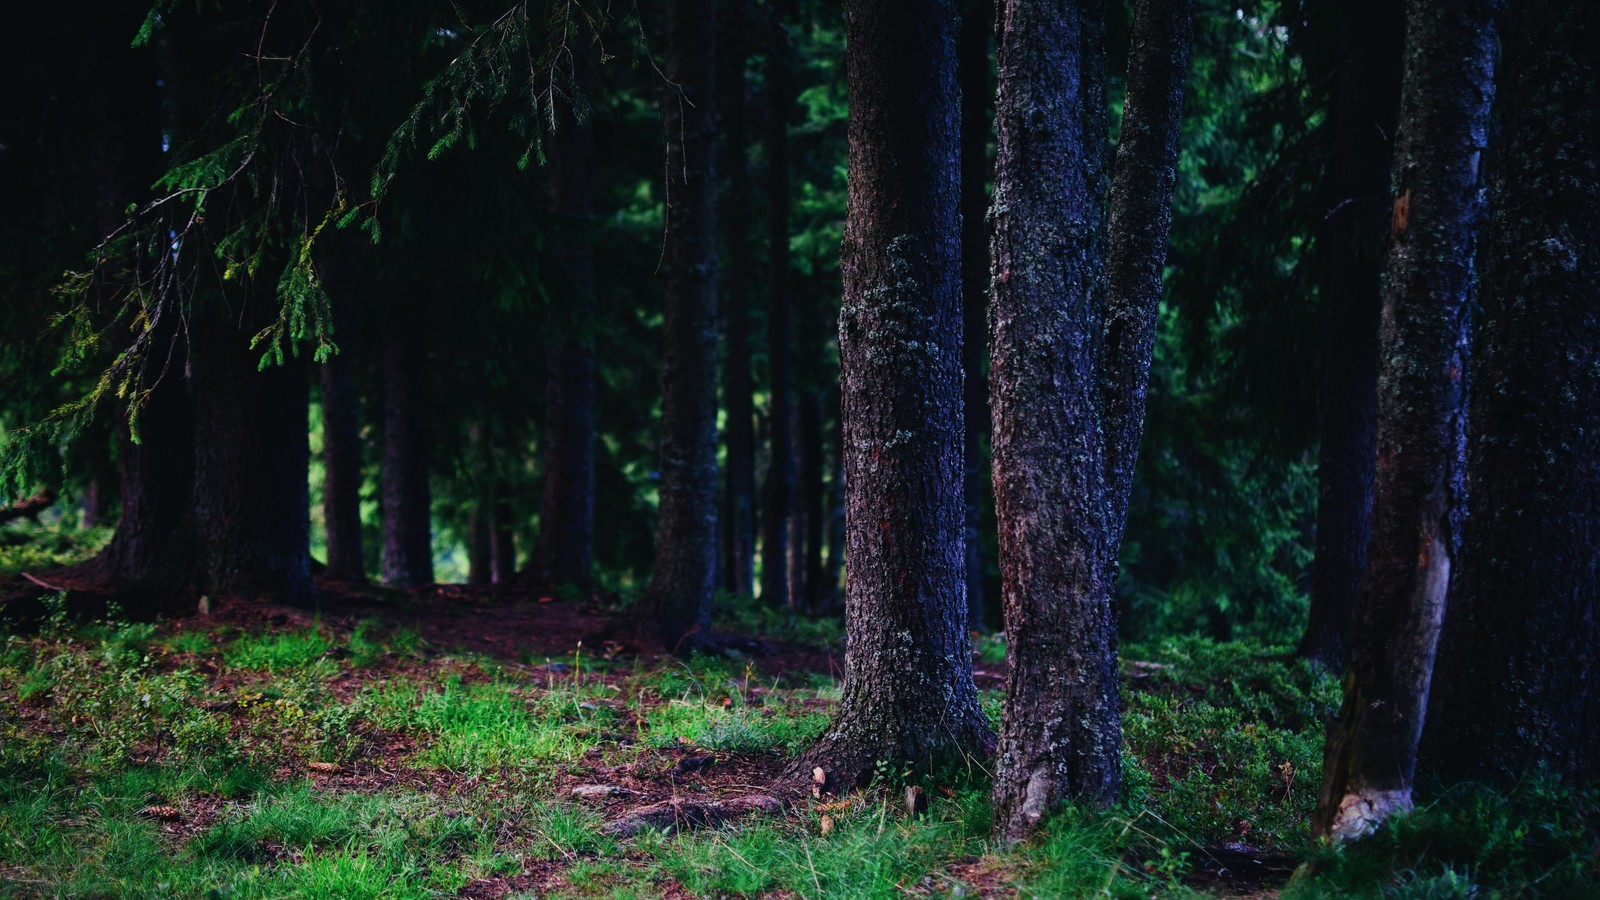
[
  {"xmin": 1, "ymin": 0, "xmax": 1321, "ymax": 644},
  {"xmin": 1, "ymin": 0, "xmax": 1596, "ymax": 896}
]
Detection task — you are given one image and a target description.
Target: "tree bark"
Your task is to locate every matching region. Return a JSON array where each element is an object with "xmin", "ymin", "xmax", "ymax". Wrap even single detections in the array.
[
  {"xmin": 822, "ymin": 385, "xmax": 847, "ymax": 611},
  {"xmin": 958, "ymin": 0, "xmax": 994, "ymax": 634},
  {"xmin": 1102, "ymin": 0, "xmax": 1191, "ymax": 554},
  {"xmin": 796, "ymin": 346, "xmax": 827, "ymax": 611},
  {"xmin": 380, "ymin": 309, "xmax": 433, "ymax": 588},
  {"xmin": 988, "ymin": 0, "xmax": 1122, "ymax": 841},
  {"xmin": 635, "ymin": 0, "xmax": 720, "ymax": 652},
  {"xmin": 96, "ymin": 307, "xmax": 195, "ymax": 593},
  {"xmin": 467, "ymin": 424, "xmax": 493, "ymax": 586},
  {"xmin": 188, "ymin": 296, "xmax": 313, "ymax": 602},
  {"xmin": 718, "ymin": 0, "xmax": 758, "ymax": 599},
  {"xmin": 790, "ymin": 0, "xmax": 993, "ymax": 792},
  {"xmin": 1314, "ymin": 0, "xmax": 1496, "ymax": 843},
  {"xmin": 1422, "ymin": 0, "xmax": 1600, "ymax": 789},
  {"xmin": 491, "ymin": 474, "xmax": 517, "ymax": 584},
  {"xmin": 760, "ymin": 0, "xmax": 797, "ymax": 610},
  {"xmin": 82, "ymin": 8, "xmax": 193, "ymax": 596},
  {"xmin": 1297, "ymin": 0, "xmax": 1403, "ymax": 672},
  {"xmin": 318, "ymin": 245, "xmax": 365, "ymax": 583},
  {"xmin": 531, "ymin": 51, "xmax": 598, "ymax": 596}
]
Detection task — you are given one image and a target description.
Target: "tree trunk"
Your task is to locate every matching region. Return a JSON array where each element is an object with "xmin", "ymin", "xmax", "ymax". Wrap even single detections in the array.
[
  {"xmin": 989, "ymin": 0, "xmax": 1122, "ymax": 841},
  {"xmin": 491, "ymin": 475, "xmax": 517, "ymax": 584},
  {"xmin": 82, "ymin": 8, "xmax": 192, "ymax": 596},
  {"xmin": 1297, "ymin": 0, "xmax": 1403, "ymax": 672},
  {"xmin": 822, "ymin": 385, "xmax": 847, "ymax": 611},
  {"xmin": 760, "ymin": 0, "xmax": 796, "ymax": 610},
  {"xmin": 532, "ymin": 52, "xmax": 598, "ymax": 596},
  {"xmin": 958, "ymin": 0, "xmax": 994, "ymax": 634},
  {"xmin": 719, "ymin": 0, "xmax": 758, "ymax": 599},
  {"xmin": 318, "ymin": 246, "xmax": 365, "ymax": 583},
  {"xmin": 1314, "ymin": 0, "xmax": 1496, "ymax": 842},
  {"xmin": 635, "ymin": 0, "xmax": 720, "ymax": 652},
  {"xmin": 790, "ymin": 0, "xmax": 993, "ymax": 792},
  {"xmin": 1102, "ymin": 0, "xmax": 1191, "ymax": 553},
  {"xmin": 467, "ymin": 424, "xmax": 493, "ymax": 586},
  {"xmin": 189, "ymin": 296, "xmax": 313, "ymax": 602},
  {"xmin": 1422, "ymin": 0, "xmax": 1600, "ymax": 789},
  {"xmin": 797, "ymin": 347, "xmax": 826, "ymax": 612},
  {"xmin": 380, "ymin": 310, "xmax": 433, "ymax": 588},
  {"xmin": 96, "ymin": 306, "xmax": 195, "ymax": 593}
]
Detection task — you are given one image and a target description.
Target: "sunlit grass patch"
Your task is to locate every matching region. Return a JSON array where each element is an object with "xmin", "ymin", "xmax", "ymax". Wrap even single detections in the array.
[
  {"xmin": 223, "ymin": 625, "xmax": 337, "ymax": 673},
  {"xmin": 363, "ymin": 674, "xmax": 610, "ymax": 774},
  {"xmin": 658, "ymin": 787, "xmax": 993, "ymax": 899}
]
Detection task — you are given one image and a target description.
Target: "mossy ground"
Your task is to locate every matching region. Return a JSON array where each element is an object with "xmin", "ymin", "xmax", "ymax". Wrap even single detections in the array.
[{"xmin": 0, "ymin": 526, "xmax": 1594, "ymax": 898}]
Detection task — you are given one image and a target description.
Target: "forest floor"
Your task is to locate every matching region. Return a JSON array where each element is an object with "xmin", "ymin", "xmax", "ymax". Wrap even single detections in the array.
[{"xmin": 1, "ymin": 525, "xmax": 1595, "ymax": 898}]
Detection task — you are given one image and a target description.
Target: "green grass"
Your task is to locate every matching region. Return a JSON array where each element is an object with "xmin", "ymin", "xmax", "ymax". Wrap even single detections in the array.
[
  {"xmin": 1, "ymin": 600, "xmax": 1594, "ymax": 898},
  {"xmin": 363, "ymin": 673, "xmax": 615, "ymax": 774},
  {"xmin": 223, "ymin": 625, "xmax": 337, "ymax": 673}
]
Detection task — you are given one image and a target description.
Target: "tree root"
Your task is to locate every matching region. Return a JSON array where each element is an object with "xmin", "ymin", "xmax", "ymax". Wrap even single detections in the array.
[{"xmin": 600, "ymin": 795, "xmax": 785, "ymax": 837}]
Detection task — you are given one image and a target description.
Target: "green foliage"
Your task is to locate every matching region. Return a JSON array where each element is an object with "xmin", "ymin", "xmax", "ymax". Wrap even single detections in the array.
[
  {"xmin": 1288, "ymin": 778, "xmax": 1600, "ymax": 898},
  {"xmin": 0, "ymin": 520, "xmax": 111, "ymax": 578},
  {"xmin": 1119, "ymin": 0, "xmax": 1323, "ymax": 647}
]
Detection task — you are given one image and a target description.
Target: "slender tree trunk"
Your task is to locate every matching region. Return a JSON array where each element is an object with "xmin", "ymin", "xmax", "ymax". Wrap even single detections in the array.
[
  {"xmin": 1102, "ymin": 0, "xmax": 1191, "ymax": 552},
  {"xmin": 719, "ymin": 0, "xmax": 758, "ymax": 599},
  {"xmin": 822, "ymin": 385, "xmax": 847, "ymax": 611},
  {"xmin": 467, "ymin": 424, "xmax": 493, "ymax": 586},
  {"xmin": 635, "ymin": 0, "xmax": 720, "ymax": 652},
  {"xmin": 189, "ymin": 296, "xmax": 313, "ymax": 602},
  {"xmin": 989, "ymin": 0, "xmax": 1121, "ymax": 841},
  {"xmin": 760, "ymin": 0, "xmax": 797, "ymax": 610},
  {"xmin": 532, "ymin": 52, "xmax": 598, "ymax": 595},
  {"xmin": 1314, "ymin": 0, "xmax": 1496, "ymax": 842},
  {"xmin": 491, "ymin": 474, "xmax": 517, "ymax": 584},
  {"xmin": 318, "ymin": 246, "xmax": 365, "ymax": 583},
  {"xmin": 380, "ymin": 310, "xmax": 433, "ymax": 588},
  {"xmin": 1422, "ymin": 0, "xmax": 1600, "ymax": 789},
  {"xmin": 958, "ymin": 0, "xmax": 993, "ymax": 634},
  {"xmin": 797, "ymin": 343, "xmax": 826, "ymax": 611},
  {"xmin": 790, "ymin": 0, "xmax": 993, "ymax": 792},
  {"xmin": 1298, "ymin": 0, "xmax": 1403, "ymax": 671}
]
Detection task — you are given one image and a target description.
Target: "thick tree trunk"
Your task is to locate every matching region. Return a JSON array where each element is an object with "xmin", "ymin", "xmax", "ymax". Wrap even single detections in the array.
[
  {"xmin": 635, "ymin": 0, "xmax": 720, "ymax": 652},
  {"xmin": 958, "ymin": 0, "xmax": 993, "ymax": 634},
  {"xmin": 75, "ymin": 4, "xmax": 191, "ymax": 594},
  {"xmin": 1102, "ymin": 0, "xmax": 1191, "ymax": 553},
  {"xmin": 531, "ymin": 56, "xmax": 598, "ymax": 595},
  {"xmin": 380, "ymin": 311, "xmax": 433, "ymax": 588},
  {"xmin": 1314, "ymin": 0, "xmax": 1496, "ymax": 842},
  {"xmin": 790, "ymin": 0, "xmax": 993, "ymax": 793},
  {"xmin": 96, "ymin": 307, "xmax": 195, "ymax": 592},
  {"xmin": 318, "ymin": 247, "xmax": 365, "ymax": 583},
  {"xmin": 989, "ymin": 0, "xmax": 1121, "ymax": 841},
  {"xmin": 719, "ymin": 0, "xmax": 757, "ymax": 599},
  {"xmin": 1422, "ymin": 0, "xmax": 1600, "ymax": 789},
  {"xmin": 1298, "ymin": 0, "xmax": 1403, "ymax": 672},
  {"xmin": 189, "ymin": 297, "xmax": 313, "ymax": 602},
  {"xmin": 760, "ymin": 0, "xmax": 797, "ymax": 610}
]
